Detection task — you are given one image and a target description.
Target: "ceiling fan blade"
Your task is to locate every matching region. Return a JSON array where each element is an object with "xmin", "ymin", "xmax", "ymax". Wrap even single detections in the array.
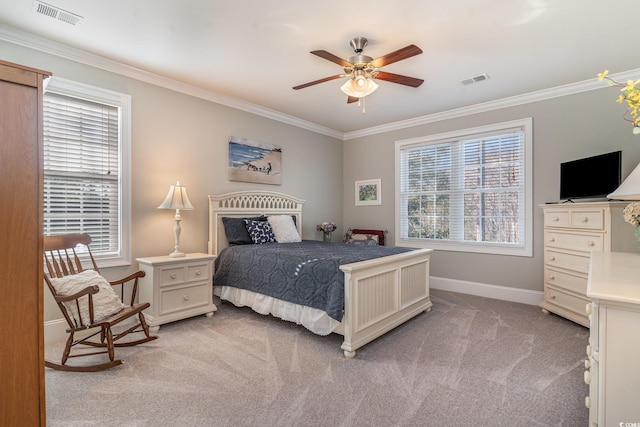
[
  {"xmin": 375, "ymin": 71, "xmax": 424, "ymax": 88},
  {"xmin": 370, "ymin": 45, "xmax": 423, "ymax": 68},
  {"xmin": 347, "ymin": 96, "xmax": 359, "ymax": 104},
  {"xmin": 310, "ymin": 50, "xmax": 353, "ymax": 68},
  {"xmin": 293, "ymin": 75, "xmax": 343, "ymax": 90}
]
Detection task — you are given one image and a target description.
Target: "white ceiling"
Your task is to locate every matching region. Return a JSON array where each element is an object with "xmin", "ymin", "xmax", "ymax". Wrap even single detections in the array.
[{"xmin": 0, "ymin": 0, "xmax": 638, "ymax": 135}]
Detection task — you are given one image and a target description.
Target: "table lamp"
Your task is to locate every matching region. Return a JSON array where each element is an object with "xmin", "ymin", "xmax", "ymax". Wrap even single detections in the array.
[{"xmin": 158, "ymin": 181, "xmax": 193, "ymax": 257}]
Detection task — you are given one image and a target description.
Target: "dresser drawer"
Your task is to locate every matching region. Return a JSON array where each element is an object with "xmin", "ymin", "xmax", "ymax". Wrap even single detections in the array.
[
  {"xmin": 545, "ymin": 231, "xmax": 603, "ymax": 253},
  {"xmin": 570, "ymin": 209, "xmax": 604, "ymax": 230},
  {"xmin": 545, "ymin": 267, "xmax": 588, "ymax": 295},
  {"xmin": 544, "ymin": 210, "xmax": 570, "ymax": 228},
  {"xmin": 545, "ymin": 285, "xmax": 590, "ymax": 316},
  {"xmin": 546, "ymin": 249, "xmax": 590, "ymax": 273},
  {"xmin": 160, "ymin": 282, "xmax": 211, "ymax": 315},
  {"xmin": 159, "ymin": 266, "xmax": 185, "ymax": 286}
]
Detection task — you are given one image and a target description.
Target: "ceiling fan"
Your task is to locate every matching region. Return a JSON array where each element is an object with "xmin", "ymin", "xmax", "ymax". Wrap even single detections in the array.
[{"xmin": 293, "ymin": 37, "xmax": 424, "ymax": 104}]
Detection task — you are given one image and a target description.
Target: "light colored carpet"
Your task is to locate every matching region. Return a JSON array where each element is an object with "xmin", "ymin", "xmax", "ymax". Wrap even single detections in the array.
[{"xmin": 45, "ymin": 289, "xmax": 589, "ymax": 426}]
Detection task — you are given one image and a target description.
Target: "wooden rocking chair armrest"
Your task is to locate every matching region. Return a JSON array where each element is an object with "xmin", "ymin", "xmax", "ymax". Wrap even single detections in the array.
[
  {"xmin": 110, "ymin": 270, "xmax": 146, "ymax": 306},
  {"xmin": 54, "ymin": 284, "xmax": 100, "ymax": 303},
  {"xmin": 109, "ymin": 270, "xmax": 146, "ymax": 286}
]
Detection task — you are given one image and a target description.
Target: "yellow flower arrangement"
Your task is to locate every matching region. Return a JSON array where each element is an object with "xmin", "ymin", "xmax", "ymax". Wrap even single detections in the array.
[{"xmin": 598, "ymin": 70, "xmax": 640, "ymax": 134}]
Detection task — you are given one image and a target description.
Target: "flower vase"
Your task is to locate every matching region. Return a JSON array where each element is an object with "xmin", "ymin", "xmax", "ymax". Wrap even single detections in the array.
[
  {"xmin": 635, "ymin": 226, "xmax": 640, "ymax": 249},
  {"xmin": 323, "ymin": 232, "xmax": 332, "ymax": 243}
]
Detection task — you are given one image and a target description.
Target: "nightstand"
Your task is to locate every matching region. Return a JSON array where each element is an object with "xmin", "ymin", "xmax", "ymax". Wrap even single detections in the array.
[{"xmin": 137, "ymin": 253, "xmax": 216, "ymax": 331}]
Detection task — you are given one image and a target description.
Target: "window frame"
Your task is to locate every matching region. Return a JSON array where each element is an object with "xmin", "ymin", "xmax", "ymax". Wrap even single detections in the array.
[
  {"xmin": 43, "ymin": 77, "xmax": 132, "ymax": 267},
  {"xmin": 394, "ymin": 118, "xmax": 533, "ymax": 257}
]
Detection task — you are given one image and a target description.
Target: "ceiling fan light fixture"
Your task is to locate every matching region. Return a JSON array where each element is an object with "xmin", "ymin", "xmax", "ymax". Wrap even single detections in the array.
[{"xmin": 340, "ymin": 77, "xmax": 378, "ymax": 98}]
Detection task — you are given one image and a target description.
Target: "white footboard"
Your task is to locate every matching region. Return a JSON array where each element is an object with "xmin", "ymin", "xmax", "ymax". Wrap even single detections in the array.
[{"xmin": 337, "ymin": 248, "xmax": 433, "ymax": 358}]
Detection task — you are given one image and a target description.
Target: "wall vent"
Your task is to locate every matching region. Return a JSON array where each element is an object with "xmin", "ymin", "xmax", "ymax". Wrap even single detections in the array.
[
  {"xmin": 33, "ymin": 1, "xmax": 83, "ymax": 26},
  {"xmin": 460, "ymin": 73, "xmax": 490, "ymax": 86}
]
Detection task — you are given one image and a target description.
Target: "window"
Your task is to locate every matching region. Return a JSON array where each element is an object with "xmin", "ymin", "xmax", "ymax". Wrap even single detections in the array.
[
  {"xmin": 43, "ymin": 77, "xmax": 131, "ymax": 267},
  {"xmin": 395, "ymin": 118, "xmax": 532, "ymax": 256}
]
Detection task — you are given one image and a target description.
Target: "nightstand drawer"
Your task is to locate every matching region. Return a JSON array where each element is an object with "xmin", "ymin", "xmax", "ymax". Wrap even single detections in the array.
[
  {"xmin": 160, "ymin": 266, "xmax": 185, "ymax": 286},
  {"xmin": 187, "ymin": 263, "xmax": 210, "ymax": 282},
  {"xmin": 160, "ymin": 282, "xmax": 211, "ymax": 315},
  {"xmin": 545, "ymin": 231, "xmax": 603, "ymax": 253},
  {"xmin": 545, "ymin": 267, "xmax": 587, "ymax": 294},
  {"xmin": 546, "ymin": 249, "xmax": 590, "ymax": 273}
]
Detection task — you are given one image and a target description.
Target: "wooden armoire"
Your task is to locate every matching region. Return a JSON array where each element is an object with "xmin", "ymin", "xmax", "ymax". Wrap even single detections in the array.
[{"xmin": 0, "ymin": 59, "xmax": 50, "ymax": 426}]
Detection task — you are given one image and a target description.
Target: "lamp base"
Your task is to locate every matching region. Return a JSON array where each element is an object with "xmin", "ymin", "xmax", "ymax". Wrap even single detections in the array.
[{"xmin": 168, "ymin": 251, "xmax": 186, "ymax": 258}]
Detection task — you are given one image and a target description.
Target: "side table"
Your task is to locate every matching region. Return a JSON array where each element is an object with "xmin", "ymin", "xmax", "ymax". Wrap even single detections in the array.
[{"xmin": 137, "ymin": 253, "xmax": 216, "ymax": 331}]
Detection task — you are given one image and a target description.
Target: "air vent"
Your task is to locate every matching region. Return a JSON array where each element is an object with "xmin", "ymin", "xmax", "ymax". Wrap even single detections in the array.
[
  {"xmin": 33, "ymin": 1, "xmax": 82, "ymax": 26},
  {"xmin": 460, "ymin": 73, "xmax": 490, "ymax": 86}
]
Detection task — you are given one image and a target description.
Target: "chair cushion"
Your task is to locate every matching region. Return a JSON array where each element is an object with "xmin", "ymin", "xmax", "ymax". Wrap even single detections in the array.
[
  {"xmin": 267, "ymin": 215, "xmax": 302, "ymax": 243},
  {"xmin": 50, "ymin": 270, "xmax": 125, "ymax": 325}
]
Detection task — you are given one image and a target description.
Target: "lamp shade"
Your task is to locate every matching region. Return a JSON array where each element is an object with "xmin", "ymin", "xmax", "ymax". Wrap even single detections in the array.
[
  {"xmin": 608, "ymin": 163, "xmax": 640, "ymax": 200},
  {"xmin": 340, "ymin": 77, "xmax": 379, "ymax": 98},
  {"xmin": 158, "ymin": 181, "xmax": 194, "ymax": 210}
]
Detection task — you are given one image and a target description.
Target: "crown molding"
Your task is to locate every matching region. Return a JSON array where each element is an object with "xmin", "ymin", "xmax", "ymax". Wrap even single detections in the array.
[
  {"xmin": 343, "ymin": 68, "xmax": 640, "ymax": 140},
  {"xmin": 0, "ymin": 24, "xmax": 343, "ymax": 140},
  {"xmin": 1, "ymin": 23, "xmax": 638, "ymax": 142}
]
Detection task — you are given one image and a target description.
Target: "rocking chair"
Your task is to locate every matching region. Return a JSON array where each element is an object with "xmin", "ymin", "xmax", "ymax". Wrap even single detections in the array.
[{"xmin": 44, "ymin": 233, "xmax": 157, "ymax": 372}]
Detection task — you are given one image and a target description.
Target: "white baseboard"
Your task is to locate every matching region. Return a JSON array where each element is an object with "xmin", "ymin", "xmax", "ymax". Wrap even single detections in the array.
[
  {"xmin": 430, "ymin": 276, "xmax": 543, "ymax": 306},
  {"xmin": 45, "ymin": 318, "xmax": 69, "ymax": 343}
]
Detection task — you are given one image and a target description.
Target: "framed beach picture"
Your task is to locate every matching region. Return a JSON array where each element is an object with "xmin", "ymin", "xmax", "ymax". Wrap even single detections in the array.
[
  {"xmin": 228, "ymin": 136, "xmax": 282, "ymax": 185},
  {"xmin": 355, "ymin": 179, "xmax": 381, "ymax": 206}
]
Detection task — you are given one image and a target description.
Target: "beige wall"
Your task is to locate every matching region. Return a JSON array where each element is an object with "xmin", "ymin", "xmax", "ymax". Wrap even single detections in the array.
[
  {"xmin": 0, "ymin": 41, "xmax": 343, "ymax": 321},
  {"xmin": 343, "ymin": 89, "xmax": 640, "ymax": 292}
]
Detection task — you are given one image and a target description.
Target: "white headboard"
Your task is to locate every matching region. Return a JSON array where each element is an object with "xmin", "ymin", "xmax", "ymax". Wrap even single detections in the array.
[{"xmin": 208, "ymin": 191, "xmax": 305, "ymax": 256}]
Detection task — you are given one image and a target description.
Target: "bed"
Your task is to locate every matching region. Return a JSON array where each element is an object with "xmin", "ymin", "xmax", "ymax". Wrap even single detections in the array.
[{"xmin": 208, "ymin": 191, "xmax": 433, "ymax": 358}]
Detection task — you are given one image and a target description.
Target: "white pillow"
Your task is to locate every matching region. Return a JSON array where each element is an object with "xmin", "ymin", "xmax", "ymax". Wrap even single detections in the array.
[
  {"xmin": 49, "ymin": 270, "xmax": 125, "ymax": 325},
  {"xmin": 267, "ymin": 215, "xmax": 302, "ymax": 243}
]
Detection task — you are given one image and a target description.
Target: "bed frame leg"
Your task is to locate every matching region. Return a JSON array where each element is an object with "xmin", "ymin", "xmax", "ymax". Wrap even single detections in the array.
[{"xmin": 343, "ymin": 350, "xmax": 356, "ymax": 359}]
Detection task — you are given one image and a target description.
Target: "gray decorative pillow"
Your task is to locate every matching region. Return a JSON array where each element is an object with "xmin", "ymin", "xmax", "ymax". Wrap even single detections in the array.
[
  {"xmin": 222, "ymin": 216, "xmax": 266, "ymax": 245},
  {"xmin": 244, "ymin": 219, "xmax": 276, "ymax": 244}
]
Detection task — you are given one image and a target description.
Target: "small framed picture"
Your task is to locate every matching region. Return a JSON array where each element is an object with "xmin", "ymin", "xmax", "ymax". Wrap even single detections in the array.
[{"xmin": 355, "ymin": 179, "xmax": 381, "ymax": 206}]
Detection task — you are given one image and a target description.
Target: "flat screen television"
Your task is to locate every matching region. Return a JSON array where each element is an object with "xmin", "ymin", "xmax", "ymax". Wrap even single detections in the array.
[{"xmin": 560, "ymin": 151, "xmax": 622, "ymax": 201}]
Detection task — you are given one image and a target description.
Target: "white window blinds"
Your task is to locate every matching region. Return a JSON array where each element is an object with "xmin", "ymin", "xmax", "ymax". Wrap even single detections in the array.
[
  {"xmin": 43, "ymin": 91, "xmax": 120, "ymax": 257},
  {"xmin": 396, "ymin": 118, "xmax": 532, "ymax": 256}
]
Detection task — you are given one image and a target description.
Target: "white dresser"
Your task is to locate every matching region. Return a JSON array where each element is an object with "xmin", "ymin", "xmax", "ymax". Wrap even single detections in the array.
[
  {"xmin": 585, "ymin": 251, "xmax": 640, "ymax": 426},
  {"xmin": 540, "ymin": 202, "xmax": 637, "ymax": 326},
  {"xmin": 137, "ymin": 253, "xmax": 217, "ymax": 331}
]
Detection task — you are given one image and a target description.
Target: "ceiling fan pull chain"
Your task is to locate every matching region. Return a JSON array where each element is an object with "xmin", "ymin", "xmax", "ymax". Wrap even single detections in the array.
[{"xmin": 362, "ymin": 96, "xmax": 366, "ymax": 114}]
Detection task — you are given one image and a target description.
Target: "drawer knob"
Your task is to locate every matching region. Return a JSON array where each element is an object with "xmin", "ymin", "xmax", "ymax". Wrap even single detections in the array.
[
  {"xmin": 548, "ymin": 255, "xmax": 555, "ymax": 261},
  {"xmin": 549, "ymin": 292, "xmax": 556, "ymax": 300},
  {"xmin": 585, "ymin": 303, "xmax": 592, "ymax": 315},
  {"xmin": 183, "ymin": 295, "xmax": 190, "ymax": 301},
  {"xmin": 548, "ymin": 274, "xmax": 555, "ymax": 280},
  {"xmin": 580, "ymin": 217, "xmax": 589, "ymax": 223},
  {"xmin": 170, "ymin": 273, "xmax": 177, "ymax": 280},
  {"xmin": 552, "ymin": 216, "xmax": 559, "ymax": 222},
  {"xmin": 585, "ymin": 396, "xmax": 591, "ymax": 409},
  {"xmin": 195, "ymin": 270, "xmax": 202, "ymax": 276},
  {"xmin": 548, "ymin": 237, "xmax": 555, "ymax": 242},
  {"xmin": 586, "ymin": 240, "xmax": 595, "ymax": 247},
  {"xmin": 583, "ymin": 370, "xmax": 591, "ymax": 384}
]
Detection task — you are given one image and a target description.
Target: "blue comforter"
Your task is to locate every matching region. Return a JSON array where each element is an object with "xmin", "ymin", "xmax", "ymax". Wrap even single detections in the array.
[{"xmin": 213, "ymin": 241, "xmax": 412, "ymax": 321}]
